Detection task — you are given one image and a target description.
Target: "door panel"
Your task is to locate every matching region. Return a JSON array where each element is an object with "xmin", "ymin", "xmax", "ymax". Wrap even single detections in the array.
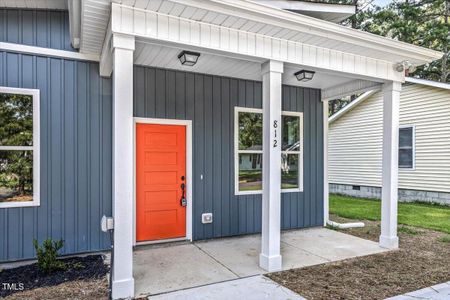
[{"xmin": 136, "ymin": 124, "xmax": 186, "ymax": 241}]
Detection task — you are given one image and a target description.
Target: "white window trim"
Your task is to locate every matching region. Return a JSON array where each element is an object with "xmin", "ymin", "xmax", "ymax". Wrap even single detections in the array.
[
  {"xmin": 399, "ymin": 125, "xmax": 415, "ymax": 170},
  {"xmin": 234, "ymin": 107, "xmax": 304, "ymax": 196},
  {"xmin": 0, "ymin": 86, "xmax": 40, "ymax": 208}
]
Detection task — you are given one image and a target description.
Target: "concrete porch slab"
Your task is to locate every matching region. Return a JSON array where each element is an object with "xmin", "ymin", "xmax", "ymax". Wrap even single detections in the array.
[
  {"xmin": 195, "ymin": 233, "xmax": 328, "ymax": 277},
  {"xmin": 149, "ymin": 275, "xmax": 306, "ymax": 300},
  {"xmin": 133, "ymin": 243, "xmax": 238, "ymax": 297},
  {"xmin": 134, "ymin": 228, "xmax": 388, "ymax": 297},
  {"xmin": 282, "ymin": 227, "xmax": 387, "ymax": 261}
]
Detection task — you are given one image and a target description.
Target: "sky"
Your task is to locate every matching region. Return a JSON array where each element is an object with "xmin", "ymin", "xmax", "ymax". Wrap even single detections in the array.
[{"xmin": 372, "ymin": 0, "xmax": 393, "ymax": 7}]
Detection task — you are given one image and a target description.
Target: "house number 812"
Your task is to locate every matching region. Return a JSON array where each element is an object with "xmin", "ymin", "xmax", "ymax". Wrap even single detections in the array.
[{"xmin": 273, "ymin": 120, "xmax": 278, "ymax": 148}]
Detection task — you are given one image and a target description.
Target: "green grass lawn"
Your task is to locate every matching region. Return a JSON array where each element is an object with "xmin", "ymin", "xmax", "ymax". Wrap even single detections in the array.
[{"xmin": 330, "ymin": 194, "xmax": 450, "ymax": 234}]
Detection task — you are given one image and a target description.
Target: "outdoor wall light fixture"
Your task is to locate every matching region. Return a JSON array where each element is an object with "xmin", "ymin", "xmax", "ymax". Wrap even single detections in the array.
[
  {"xmin": 178, "ymin": 50, "xmax": 200, "ymax": 66},
  {"xmin": 294, "ymin": 70, "xmax": 315, "ymax": 82}
]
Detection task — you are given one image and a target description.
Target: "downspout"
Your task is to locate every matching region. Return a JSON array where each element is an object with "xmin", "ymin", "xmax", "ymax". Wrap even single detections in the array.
[{"xmin": 68, "ymin": 0, "xmax": 81, "ymax": 49}]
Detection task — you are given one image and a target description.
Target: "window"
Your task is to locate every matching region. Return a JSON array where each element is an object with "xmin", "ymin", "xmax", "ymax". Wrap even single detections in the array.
[
  {"xmin": 234, "ymin": 107, "xmax": 303, "ymax": 195},
  {"xmin": 399, "ymin": 126, "xmax": 414, "ymax": 169},
  {"xmin": 0, "ymin": 87, "xmax": 40, "ymax": 208},
  {"xmin": 235, "ymin": 108, "xmax": 263, "ymax": 193}
]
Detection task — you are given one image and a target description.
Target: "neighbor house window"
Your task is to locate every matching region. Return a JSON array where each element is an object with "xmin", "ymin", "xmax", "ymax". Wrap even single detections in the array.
[
  {"xmin": 399, "ymin": 126, "xmax": 414, "ymax": 169},
  {"xmin": 234, "ymin": 107, "xmax": 303, "ymax": 195},
  {"xmin": 0, "ymin": 87, "xmax": 40, "ymax": 208}
]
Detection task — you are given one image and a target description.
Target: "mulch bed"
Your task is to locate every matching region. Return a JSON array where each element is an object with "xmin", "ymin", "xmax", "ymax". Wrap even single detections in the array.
[
  {"xmin": 0, "ymin": 255, "xmax": 109, "ymax": 298},
  {"xmin": 267, "ymin": 215, "xmax": 450, "ymax": 300}
]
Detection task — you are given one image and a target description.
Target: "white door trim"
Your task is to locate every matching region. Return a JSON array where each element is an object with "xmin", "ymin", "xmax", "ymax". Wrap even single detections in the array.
[{"xmin": 133, "ymin": 117, "xmax": 193, "ymax": 245}]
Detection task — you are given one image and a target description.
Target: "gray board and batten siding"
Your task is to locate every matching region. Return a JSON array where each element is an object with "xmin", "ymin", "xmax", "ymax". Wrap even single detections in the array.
[
  {"xmin": 0, "ymin": 8, "xmax": 324, "ymax": 262},
  {"xmin": 0, "ymin": 9, "xmax": 111, "ymax": 262},
  {"xmin": 133, "ymin": 66, "xmax": 324, "ymax": 241}
]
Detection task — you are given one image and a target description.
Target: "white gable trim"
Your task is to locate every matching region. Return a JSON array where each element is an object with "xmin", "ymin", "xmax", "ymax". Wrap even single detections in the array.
[
  {"xmin": 328, "ymin": 90, "xmax": 377, "ymax": 124},
  {"xmin": 329, "ymin": 77, "xmax": 450, "ymax": 124}
]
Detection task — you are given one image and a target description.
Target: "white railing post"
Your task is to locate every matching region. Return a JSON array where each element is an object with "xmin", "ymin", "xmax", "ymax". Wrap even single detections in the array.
[
  {"xmin": 112, "ymin": 33, "xmax": 135, "ymax": 299},
  {"xmin": 260, "ymin": 60, "xmax": 283, "ymax": 272},
  {"xmin": 380, "ymin": 81, "xmax": 402, "ymax": 249}
]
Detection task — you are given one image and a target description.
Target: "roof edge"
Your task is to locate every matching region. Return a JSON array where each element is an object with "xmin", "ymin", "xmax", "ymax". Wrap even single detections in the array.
[
  {"xmin": 405, "ymin": 77, "xmax": 450, "ymax": 90},
  {"xmin": 203, "ymin": 0, "xmax": 443, "ymax": 63}
]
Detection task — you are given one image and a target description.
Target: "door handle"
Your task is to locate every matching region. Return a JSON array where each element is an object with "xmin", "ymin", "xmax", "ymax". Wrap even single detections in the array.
[{"xmin": 180, "ymin": 182, "xmax": 187, "ymax": 207}]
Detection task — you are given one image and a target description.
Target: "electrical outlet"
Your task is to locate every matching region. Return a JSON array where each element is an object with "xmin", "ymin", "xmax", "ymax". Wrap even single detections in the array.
[{"xmin": 202, "ymin": 213, "xmax": 213, "ymax": 224}]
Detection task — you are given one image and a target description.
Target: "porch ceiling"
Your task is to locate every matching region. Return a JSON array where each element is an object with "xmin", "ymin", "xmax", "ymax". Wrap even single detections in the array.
[{"xmin": 134, "ymin": 41, "xmax": 365, "ymax": 90}]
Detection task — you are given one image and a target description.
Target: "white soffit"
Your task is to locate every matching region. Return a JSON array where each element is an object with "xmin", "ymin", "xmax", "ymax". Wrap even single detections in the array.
[
  {"xmin": 0, "ymin": 0, "xmax": 68, "ymax": 10},
  {"xmin": 134, "ymin": 40, "xmax": 359, "ymax": 90},
  {"xmin": 81, "ymin": 0, "xmax": 441, "ymax": 68},
  {"xmin": 254, "ymin": 0, "xmax": 356, "ymax": 23}
]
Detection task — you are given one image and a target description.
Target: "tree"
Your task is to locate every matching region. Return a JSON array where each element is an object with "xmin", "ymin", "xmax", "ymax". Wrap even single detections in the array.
[
  {"xmin": 355, "ymin": 0, "xmax": 449, "ymax": 82},
  {"xmin": 330, "ymin": 0, "xmax": 449, "ymax": 116}
]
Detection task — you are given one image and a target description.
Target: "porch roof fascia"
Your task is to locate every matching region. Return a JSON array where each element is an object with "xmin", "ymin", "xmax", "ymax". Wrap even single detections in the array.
[
  {"xmin": 100, "ymin": 2, "xmax": 440, "ymax": 83},
  {"xmin": 169, "ymin": 0, "xmax": 442, "ymax": 64},
  {"xmin": 253, "ymin": 0, "xmax": 356, "ymax": 23}
]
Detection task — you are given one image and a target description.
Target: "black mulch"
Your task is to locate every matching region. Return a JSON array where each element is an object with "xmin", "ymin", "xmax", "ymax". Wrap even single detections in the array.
[{"xmin": 0, "ymin": 255, "xmax": 109, "ymax": 297}]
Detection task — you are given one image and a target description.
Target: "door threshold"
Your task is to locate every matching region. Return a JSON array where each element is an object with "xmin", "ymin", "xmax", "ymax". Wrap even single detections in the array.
[{"xmin": 135, "ymin": 237, "xmax": 188, "ymax": 246}]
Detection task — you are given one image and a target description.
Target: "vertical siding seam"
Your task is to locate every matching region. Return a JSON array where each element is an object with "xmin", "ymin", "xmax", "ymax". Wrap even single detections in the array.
[
  {"xmin": 74, "ymin": 61, "xmax": 79, "ymax": 251},
  {"xmin": 47, "ymin": 57, "xmax": 51, "ymax": 238},
  {"xmin": 99, "ymin": 73, "xmax": 103, "ymax": 249},
  {"xmin": 61, "ymin": 59, "xmax": 65, "ymax": 242},
  {"xmin": 87, "ymin": 64, "xmax": 91, "ymax": 250}
]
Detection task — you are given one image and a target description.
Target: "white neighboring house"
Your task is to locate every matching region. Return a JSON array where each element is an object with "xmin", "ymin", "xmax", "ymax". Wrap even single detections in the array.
[{"xmin": 328, "ymin": 78, "xmax": 450, "ymax": 204}]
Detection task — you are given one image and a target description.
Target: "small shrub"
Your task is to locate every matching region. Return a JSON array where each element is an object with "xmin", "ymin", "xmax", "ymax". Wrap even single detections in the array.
[
  {"xmin": 438, "ymin": 235, "xmax": 450, "ymax": 243},
  {"xmin": 33, "ymin": 238, "xmax": 66, "ymax": 273}
]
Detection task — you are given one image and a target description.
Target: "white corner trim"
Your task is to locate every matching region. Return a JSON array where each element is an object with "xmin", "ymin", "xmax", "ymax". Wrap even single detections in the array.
[
  {"xmin": 328, "ymin": 90, "xmax": 377, "ymax": 124},
  {"xmin": 0, "ymin": 86, "xmax": 40, "ymax": 209},
  {"xmin": 405, "ymin": 77, "xmax": 450, "ymax": 90},
  {"xmin": 0, "ymin": 42, "xmax": 99, "ymax": 62},
  {"xmin": 234, "ymin": 107, "xmax": 304, "ymax": 196},
  {"xmin": 133, "ymin": 118, "xmax": 193, "ymax": 243},
  {"xmin": 323, "ymin": 100, "xmax": 329, "ymax": 226}
]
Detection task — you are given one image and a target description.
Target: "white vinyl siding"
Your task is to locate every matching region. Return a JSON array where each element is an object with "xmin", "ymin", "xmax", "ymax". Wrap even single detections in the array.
[{"xmin": 329, "ymin": 83, "xmax": 450, "ymax": 193}]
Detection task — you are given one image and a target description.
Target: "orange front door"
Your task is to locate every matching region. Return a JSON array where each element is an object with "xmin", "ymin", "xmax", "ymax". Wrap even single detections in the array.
[{"xmin": 136, "ymin": 123, "xmax": 186, "ymax": 242}]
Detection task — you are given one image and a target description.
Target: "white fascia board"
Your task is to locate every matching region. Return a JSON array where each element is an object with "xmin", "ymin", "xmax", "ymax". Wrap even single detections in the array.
[
  {"xmin": 0, "ymin": 42, "xmax": 99, "ymax": 61},
  {"xmin": 405, "ymin": 77, "xmax": 450, "ymax": 90},
  {"xmin": 111, "ymin": 5, "xmax": 404, "ymax": 82},
  {"xmin": 255, "ymin": 0, "xmax": 355, "ymax": 16},
  {"xmin": 170, "ymin": 0, "xmax": 442, "ymax": 64},
  {"xmin": 328, "ymin": 90, "xmax": 377, "ymax": 124}
]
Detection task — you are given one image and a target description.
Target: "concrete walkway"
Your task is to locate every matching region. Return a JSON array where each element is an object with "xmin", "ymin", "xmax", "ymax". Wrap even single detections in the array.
[
  {"xmin": 386, "ymin": 281, "xmax": 450, "ymax": 300},
  {"xmin": 134, "ymin": 227, "xmax": 387, "ymax": 297},
  {"xmin": 149, "ymin": 276, "xmax": 306, "ymax": 300}
]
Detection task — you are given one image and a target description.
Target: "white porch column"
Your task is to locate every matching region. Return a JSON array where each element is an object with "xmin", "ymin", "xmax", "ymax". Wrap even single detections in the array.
[
  {"xmin": 260, "ymin": 60, "xmax": 283, "ymax": 272},
  {"xmin": 380, "ymin": 81, "xmax": 402, "ymax": 249},
  {"xmin": 112, "ymin": 33, "xmax": 135, "ymax": 299}
]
